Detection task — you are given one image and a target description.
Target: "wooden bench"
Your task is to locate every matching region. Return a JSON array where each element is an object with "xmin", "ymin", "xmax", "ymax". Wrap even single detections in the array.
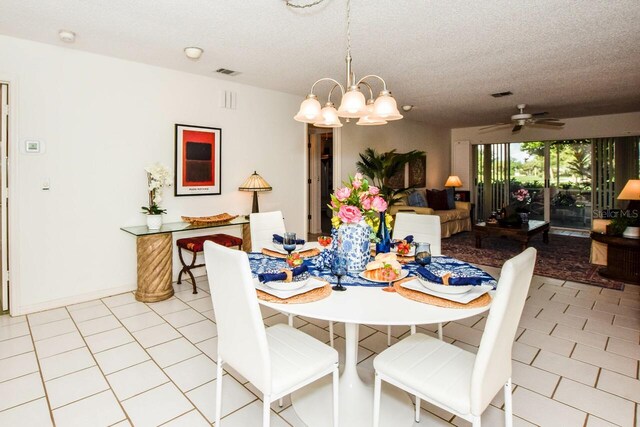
[{"xmin": 176, "ymin": 234, "xmax": 243, "ymax": 293}]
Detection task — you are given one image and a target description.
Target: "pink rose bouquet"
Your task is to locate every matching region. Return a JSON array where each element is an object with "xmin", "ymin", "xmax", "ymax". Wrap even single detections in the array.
[{"xmin": 329, "ymin": 174, "xmax": 393, "ymax": 233}]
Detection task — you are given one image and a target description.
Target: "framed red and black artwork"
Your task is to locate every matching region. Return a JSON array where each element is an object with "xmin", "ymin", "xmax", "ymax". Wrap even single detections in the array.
[{"xmin": 174, "ymin": 124, "xmax": 221, "ymax": 196}]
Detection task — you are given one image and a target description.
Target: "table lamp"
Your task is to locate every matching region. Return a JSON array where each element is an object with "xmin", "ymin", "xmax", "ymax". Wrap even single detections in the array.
[
  {"xmin": 239, "ymin": 171, "xmax": 272, "ymax": 213},
  {"xmin": 444, "ymin": 175, "xmax": 463, "ymax": 189},
  {"xmin": 617, "ymin": 179, "xmax": 640, "ymax": 239}
]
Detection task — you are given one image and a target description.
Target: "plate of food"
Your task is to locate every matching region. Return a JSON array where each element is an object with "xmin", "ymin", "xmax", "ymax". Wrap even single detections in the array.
[
  {"xmin": 359, "ymin": 253, "xmax": 409, "ymax": 283},
  {"xmin": 417, "ymin": 274, "xmax": 473, "ymax": 294},
  {"xmin": 391, "ymin": 241, "xmax": 415, "ymax": 257}
]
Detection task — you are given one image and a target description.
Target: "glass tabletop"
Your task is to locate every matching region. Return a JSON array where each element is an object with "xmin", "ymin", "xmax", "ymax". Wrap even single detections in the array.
[{"xmin": 120, "ymin": 216, "xmax": 249, "ymax": 236}]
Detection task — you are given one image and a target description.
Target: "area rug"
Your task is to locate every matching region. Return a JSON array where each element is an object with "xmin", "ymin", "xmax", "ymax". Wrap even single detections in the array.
[{"xmin": 441, "ymin": 232, "xmax": 624, "ymax": 290}]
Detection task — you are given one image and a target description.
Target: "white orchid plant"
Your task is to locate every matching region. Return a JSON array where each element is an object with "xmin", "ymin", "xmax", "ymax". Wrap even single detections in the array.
[{"xmin": 141, "ymin": 163, "xmax": 172, "ymax": 215}]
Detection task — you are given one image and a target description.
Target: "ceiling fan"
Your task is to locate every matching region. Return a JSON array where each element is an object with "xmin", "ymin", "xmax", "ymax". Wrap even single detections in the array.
[{"xmin": 481, "ymin": 104, "xmax": 565, "ymax": 132}]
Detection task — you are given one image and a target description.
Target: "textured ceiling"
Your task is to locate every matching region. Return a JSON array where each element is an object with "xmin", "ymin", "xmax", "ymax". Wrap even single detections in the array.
[{"xmin": 1, "ymin": 0, "xmax": 639, "ymax": 127}]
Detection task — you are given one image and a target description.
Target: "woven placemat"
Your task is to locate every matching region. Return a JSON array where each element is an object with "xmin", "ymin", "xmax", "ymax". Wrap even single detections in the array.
[
  {"xmin": 261, "ymin": 248, "xmax": 321, "ymax": 259},
  {"xmin": 394, "ymin": 277, "xmax": 491, "ymax": 309},
  {"xmin": 256, "ymin": 282, "xmax": 332, "ymax": 304}
]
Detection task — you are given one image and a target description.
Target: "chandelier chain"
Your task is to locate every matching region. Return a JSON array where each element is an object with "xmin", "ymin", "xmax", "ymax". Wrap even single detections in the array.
[
  {"xmin": 284, "ymin": 0, "xmax": 326, "ymax": 9},
  {"xmin": 346, "ymin": 0, "xmax": 351, "ymax": 56}
]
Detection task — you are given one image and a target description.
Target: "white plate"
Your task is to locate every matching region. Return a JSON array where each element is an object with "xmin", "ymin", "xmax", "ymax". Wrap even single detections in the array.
[
  {"xmin": 400, "ymin": 278, "xmax": 492, "ymax": 304},
  {"xmin": 358, "ymin": 269, "xmax": 409, "ymax": 283},
  {"xmin": 254, "ymin": 277, "xmax": 327, "ymax": 300},
  {"xmin": 264, "ymin": 278, "xmax": 307, "ymax": 291},
  {"xmin": 270, "ymin": 241, "xmax": 310, "ymax": 255},
  {"xmin": 417, "ymin": 277, "xmax": 473, "ymax": 294}
]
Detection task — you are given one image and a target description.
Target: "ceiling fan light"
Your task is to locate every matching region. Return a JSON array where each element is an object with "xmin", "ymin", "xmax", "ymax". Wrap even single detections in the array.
[
  {"xmin": 294, "ymin": 96, "xmax": 322, "ymax": 123},
  {"xmin": 373, "ymin": 91, "xmax": 403, "ymax": 121},
  {"xmin": 314, "ymin": 104, "xmax": 343, "ymax": 128},
  {"xmin": 337, "ymin": 88, "xmax": 367, "ymax": 118}
]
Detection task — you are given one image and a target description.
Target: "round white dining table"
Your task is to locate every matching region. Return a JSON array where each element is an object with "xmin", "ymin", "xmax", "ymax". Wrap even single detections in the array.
[{"xmin": 259, "ymin": 283, "xmax": 492, "ymax": 427}]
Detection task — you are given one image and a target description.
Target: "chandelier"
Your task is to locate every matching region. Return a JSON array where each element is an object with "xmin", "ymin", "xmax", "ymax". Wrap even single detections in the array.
[{"xmin": 288, "ymin": 0, "xmax": 403, "ymax": 127}]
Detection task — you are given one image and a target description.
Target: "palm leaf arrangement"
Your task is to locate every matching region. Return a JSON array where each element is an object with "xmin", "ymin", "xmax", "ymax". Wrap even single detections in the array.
[{"xmin": 356, "ymin": 148, "xmax": 426, "ymax": 207}]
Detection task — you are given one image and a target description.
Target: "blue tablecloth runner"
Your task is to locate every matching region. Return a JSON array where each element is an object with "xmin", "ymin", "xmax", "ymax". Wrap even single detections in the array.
[{"xmin": 248, "ymin": 253, "xmax": 497, "ymax": 289}]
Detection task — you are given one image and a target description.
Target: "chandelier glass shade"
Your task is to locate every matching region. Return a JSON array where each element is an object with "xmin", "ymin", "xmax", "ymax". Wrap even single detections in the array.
[{"xmin": 291, "ymin": 0, "xmax": 402, "ymax": 128}]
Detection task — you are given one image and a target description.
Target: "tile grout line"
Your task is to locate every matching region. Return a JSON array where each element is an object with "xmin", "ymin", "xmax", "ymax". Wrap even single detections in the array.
[
  {"xmin": 24, "ymin": 314, "xmax": 58, "ymax": 427},
  {"xmin": 62, "ymin": 305, "xmax": 131, "ymax": 426},
  {"xmin": 98, "ymin": 296, "xmax": 214, "ymax": 425}
]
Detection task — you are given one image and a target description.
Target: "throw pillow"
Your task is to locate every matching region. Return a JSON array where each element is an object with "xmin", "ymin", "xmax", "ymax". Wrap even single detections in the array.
[
  {"xmin": 408, "ymin": 190, "xmax": 428, "ymax": 207},
  {"xmin": 446, "ymin": 187, "xmax": 456, "ymax": 209},
  {"xmin": 426, "ymin": 189, "xmax": 451, "ymax": 210}
]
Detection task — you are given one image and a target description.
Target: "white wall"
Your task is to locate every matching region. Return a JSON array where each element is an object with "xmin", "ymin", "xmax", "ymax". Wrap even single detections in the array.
[
  {"xmin": 0, "ymin": 35, "xmax": 306, "ymax": 314},
  {"xmin": 340, "ymin": 118, "xmax": 451, "ymax": 189}
]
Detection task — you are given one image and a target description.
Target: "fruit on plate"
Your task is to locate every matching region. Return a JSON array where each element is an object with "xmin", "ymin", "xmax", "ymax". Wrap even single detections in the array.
[
  {"xmin": 317, "ymin": 236, "xmax": 333, "ymax": 247},
  {"xmin": 396, "ymin": 240, "xmax": 412, "ymax": 256},
  {"xmin": 364, "ymin": 253, "xmax": 402, "ymax": 281},
  {"xmin": 286, "ymin": 253, "xmax": 303, "ymax": 267}
]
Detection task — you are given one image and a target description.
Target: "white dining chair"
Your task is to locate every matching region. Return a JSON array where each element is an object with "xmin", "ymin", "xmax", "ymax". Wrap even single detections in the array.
[
  {"xmin": 250, "ymin": 210, "xmax": 337, "ymax": 347},
  {"xmin": 392, "ymin": 212, "xmax": 442, "ymax": 256},
  {"xmin": 389, "ymin": 212, "xmax": 443, "ymax": 344},
  {"xmin": 204, "ymin": 241, "xmax": 339, "ymax": 427},
  {"xmin": 373, "ymin": 247, "xmax": 537, "ymax": 427},
  {"xmin": 250, "ymin": 210, "xmax": 286, "ymax": 252}
]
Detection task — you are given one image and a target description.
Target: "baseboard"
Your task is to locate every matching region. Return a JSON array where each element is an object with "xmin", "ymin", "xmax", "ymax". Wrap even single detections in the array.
[{"xmin": 11, "ymin": 283, "xmax": 137, "ymax": 316}]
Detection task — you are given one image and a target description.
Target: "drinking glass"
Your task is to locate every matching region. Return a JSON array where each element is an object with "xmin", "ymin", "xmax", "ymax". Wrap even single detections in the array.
[
  {"xmin": 415, "ymin": 242, "xmax": 432, "ymax": 266},
  {"xmin": 331, "ymin": 254, "xmax": 348, "ymax": 292},
  {"xmin": 283, "ymin": 232, "xmax": 297, "ymax": 255}
]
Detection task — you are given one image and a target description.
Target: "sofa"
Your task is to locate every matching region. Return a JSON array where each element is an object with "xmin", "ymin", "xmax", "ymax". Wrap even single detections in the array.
[{"xmin": 389, "ymin": 200, "xmax": 472, "ymax": 238}]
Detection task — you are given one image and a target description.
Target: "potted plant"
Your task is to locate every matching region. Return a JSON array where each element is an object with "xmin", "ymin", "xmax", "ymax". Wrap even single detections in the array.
[
  {"xmin": 356, "ymin": 148, "xmax": 426, "ymax": 207},
  {"xmin": 510, "ymin": 188, "xmax": 532, "ymax": 223},
  {"xmin": 142, "ymin": 163, "xmax": 172, "ymax": 230}
]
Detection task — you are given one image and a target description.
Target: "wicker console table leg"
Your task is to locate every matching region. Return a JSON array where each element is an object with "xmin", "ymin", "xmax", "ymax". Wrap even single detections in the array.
[{"xmin": 135, "ymin": 233, "xmax": 173, "ymax": 302}]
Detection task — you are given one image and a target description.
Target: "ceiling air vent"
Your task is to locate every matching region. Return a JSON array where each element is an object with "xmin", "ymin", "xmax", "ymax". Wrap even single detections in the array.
[
  {"xmin": 491, "ymin": 91, "xmax": 513, "ymax": 98},
  {"xmin": 215, "ymin": 68, "xmax": 240, "ymax": 76}
]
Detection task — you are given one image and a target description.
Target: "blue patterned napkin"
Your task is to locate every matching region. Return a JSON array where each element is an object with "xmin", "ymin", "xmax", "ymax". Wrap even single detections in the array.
[
  {"xmin": 416, "ymin": 261, "xmax": 494, "ymax": 286},
  {"xmin": 258, "ymin": 264, "xmax": 308, "ymax": 283},
  {"xmin": 272, "ymin": 234, "xmax": 306, "ymax": 245}
]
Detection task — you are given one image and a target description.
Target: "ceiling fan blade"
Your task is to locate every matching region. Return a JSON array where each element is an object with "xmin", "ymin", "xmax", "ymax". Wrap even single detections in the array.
[
  {"xmin": 532, "ymin": 121, "xmax": 565, "ymax": 127},
  {"xmin": 531, "ymin": 111, "xmax": 549, "ymax": 116},
  {"xmin": 479, "ymin": 123, "xmax": 510, "ymax": 130},
  {"xmin": 534, "ymin": 117, "xmax": 560, "ymax": 121},
  {"xmin": 512, "ymin": 124, "xmax": 522, "ymax": 132}
]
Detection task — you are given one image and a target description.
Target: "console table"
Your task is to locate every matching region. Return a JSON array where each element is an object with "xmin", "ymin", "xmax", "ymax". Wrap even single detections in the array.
[
  {"xmin": 121, "ymin": 217, "xmax": 250, "ymax": 302},
  {"xmin": 590, "ymin": 232, "xmax": 640, "ymax": 284}
]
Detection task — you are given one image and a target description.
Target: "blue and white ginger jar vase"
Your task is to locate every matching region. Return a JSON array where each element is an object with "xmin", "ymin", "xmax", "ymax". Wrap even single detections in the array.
[{"xmin": 338, "ymin": 221, "xmax": 371, "ymax": 272}]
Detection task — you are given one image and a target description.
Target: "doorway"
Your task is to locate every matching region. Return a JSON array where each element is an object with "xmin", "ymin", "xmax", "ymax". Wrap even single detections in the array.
[
  {"xmin": 0, "ymin": 82, "xmax": 8, "ymax": 313},
  {"xmin": 307, "ymin": 125, "xmax": 335, "ymax": 236}
]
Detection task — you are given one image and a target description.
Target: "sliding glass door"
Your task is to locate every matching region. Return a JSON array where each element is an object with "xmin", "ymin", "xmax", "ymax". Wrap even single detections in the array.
[{"xmin": 474, "ymin": 137, "xmax": 639, "ymax": 230}]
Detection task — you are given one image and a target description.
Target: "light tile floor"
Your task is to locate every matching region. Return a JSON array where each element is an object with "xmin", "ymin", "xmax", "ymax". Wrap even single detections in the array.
[{"xmin": 0, "ymin": 270, "xmax": 638, "ymax": 426}]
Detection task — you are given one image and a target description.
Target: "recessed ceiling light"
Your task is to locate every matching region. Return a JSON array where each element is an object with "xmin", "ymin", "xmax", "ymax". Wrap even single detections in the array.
[
  {"xmin": 401, "ymin": 105, "xmax": 414, "ymax": 112},
  {"xmin": 58, "ymin": 30, "xmax": 76, "ymax": 43},
  {"xmin": 184, "ymin": 47, "xmax": 204, "ymax": 60}
]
